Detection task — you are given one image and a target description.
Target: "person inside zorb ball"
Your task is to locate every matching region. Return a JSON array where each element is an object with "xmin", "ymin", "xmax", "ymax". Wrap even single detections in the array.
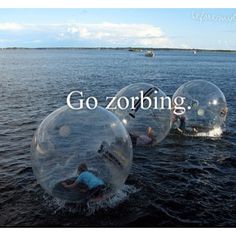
[
  {"xmin": 109, "ymin": 83, "xmax": 172, "ymax": 146},
  {"xmin": 172, "ymin": 80, "xmax": 228, "ymax": 137},
  {"xmin": 31, "ymin": 105, "xmax": 133, "ymax": 203}
]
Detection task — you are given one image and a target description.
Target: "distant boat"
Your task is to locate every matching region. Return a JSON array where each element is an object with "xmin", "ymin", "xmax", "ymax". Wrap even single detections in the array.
[
  {"xmin": 193, "ymin": 50, "xmax": 197, "ymax": 55},
  {"xmin": 145, "ymin": 50, "xmax": 154, "ymax": 57},
  {"xmin": 128, "ymin": 48, "xmax": 142, "ymax": 52}
]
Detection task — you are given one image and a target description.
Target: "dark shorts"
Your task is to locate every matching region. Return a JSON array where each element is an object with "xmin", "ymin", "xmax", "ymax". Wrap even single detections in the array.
[{"xmin": 88, "ymin": 184, "xmax": 106, "ymax": 198}]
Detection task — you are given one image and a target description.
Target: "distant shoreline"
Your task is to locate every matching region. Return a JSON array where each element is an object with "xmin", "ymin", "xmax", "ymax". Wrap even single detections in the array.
[{"xmin": 1, "ymin": 47, "xmax": 236, "ymax": 53}]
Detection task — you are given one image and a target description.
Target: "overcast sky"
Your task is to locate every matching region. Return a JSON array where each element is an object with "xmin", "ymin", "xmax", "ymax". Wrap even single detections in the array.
[{"xmin": 0, "ymin": 9, "xmax": 236, "ymax": 49}]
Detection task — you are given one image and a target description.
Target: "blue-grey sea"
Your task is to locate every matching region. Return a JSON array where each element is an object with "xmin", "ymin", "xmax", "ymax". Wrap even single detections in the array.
[{"xmin": 0, "ymin": 49, "xmax": 236, "ymax": 226}]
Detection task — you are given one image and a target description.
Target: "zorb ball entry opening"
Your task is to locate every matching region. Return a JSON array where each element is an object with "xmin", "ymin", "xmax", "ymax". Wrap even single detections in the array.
[{"xmin": 31, "ymin": 105, "xmax": 133, "ymax": 202}]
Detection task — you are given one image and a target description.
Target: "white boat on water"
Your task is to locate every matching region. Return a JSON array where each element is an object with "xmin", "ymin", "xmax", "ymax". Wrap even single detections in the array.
[
  {"xmin": 145, "ymin": 50, "xmax": 154, "ymax": 57},
  {"xmin": 193, "ymin": 50, "xmax": 197, "ymax": 54}
]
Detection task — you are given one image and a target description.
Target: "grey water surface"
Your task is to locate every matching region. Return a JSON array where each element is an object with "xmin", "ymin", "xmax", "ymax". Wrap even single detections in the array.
[{"xmin": 0, "ymin": 49, "xmax": 236, "ymax": 226}]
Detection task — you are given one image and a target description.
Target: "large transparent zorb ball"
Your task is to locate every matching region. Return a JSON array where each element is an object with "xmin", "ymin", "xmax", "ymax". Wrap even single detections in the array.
[
  {"xmin": 172, "ymin": 80, "xmax": 227, "ymax": 137},
  {"xmin": 31, "ymin": 105, "xmax": 133, "ymax": 202},
  {"xmin": 109, "ymin": 83, "xmax": 172, "ymax": 145}
]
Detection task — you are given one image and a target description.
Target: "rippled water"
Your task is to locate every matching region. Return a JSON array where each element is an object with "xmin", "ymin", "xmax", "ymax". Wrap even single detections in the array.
[{"xmin": 0, "ymin": 49, "xmax": 236, "ymax": 227}]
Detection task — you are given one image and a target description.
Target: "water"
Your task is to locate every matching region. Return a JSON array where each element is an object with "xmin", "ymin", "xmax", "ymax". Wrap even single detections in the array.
[{"xmin": 0, "ymin": 49, "xmax": 236, "ymax": 226}]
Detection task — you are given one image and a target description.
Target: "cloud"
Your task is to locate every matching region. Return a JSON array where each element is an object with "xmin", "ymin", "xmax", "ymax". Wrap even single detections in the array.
[
  {"xmin": 0, "ymin": 22, "xmax": 172, "ymax": 47},
  {"xmin": 0, "ymin": 23, "xmax": 25, "ymax": 31},
  {"xmin": 65, "ymin": 22, "xmax": 171, "ymax": 47}
]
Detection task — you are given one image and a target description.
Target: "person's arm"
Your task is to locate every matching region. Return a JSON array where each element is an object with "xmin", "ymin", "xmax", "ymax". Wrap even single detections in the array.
[
  {"xmin": 147, "ymin": 127, "xmax": 156, "ymax": 144},
  {"xmin": 147, "ymin": 127, "xmax": 153, "ymax": 136},
  {"xmin": 62, "ymin": 181, "xmax": 78, "ymax": 188},
  {"xmin": 63, "ymin": 174, "xmax": 84, "ymax": 188}
]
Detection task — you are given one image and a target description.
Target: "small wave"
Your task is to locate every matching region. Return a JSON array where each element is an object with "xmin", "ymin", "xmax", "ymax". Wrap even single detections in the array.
[
  {"xmin": 16, "ymin": 166, "xmax": 32, "ymax": 175},
  {"xmin": 181, "ymin": 127, "xmax": 223, "ymax": 138},
  {"xmin": 86, "ymin": 184, "xmax": 139, "ymax": 215},
  {"xmin": 41, "ymin": 184, "xmax": 139, "ymax": 214},
  {"xmin": 195, "ymin": 127, "xmax": 223, "ymax": 138}
]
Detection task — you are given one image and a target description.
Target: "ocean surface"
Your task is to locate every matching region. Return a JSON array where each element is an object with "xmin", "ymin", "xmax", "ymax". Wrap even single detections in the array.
[{"xmin": 0, "ymin": 49, "xmax": 236, "ymax": 227}]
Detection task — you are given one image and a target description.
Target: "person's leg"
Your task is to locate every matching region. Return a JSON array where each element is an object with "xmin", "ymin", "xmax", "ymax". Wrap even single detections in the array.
[{"xmin": 129, "ymin": 133, "xmax": 137, "ymax": 145}]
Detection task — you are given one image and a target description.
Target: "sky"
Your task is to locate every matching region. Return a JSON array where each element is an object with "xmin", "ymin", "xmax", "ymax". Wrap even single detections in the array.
[{"xmin": 0, "ymin": 9, "xmax": 236, "ymax": 49}]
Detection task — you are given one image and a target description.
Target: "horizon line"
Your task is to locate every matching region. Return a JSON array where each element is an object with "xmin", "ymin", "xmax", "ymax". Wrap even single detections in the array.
[{"xmin": 1, "ymin": 47, "xmax": 236, "ymax": 52}]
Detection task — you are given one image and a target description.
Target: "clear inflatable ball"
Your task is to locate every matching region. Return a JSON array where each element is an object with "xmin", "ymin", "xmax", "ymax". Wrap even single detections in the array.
[
  {"xmin": 109, "ymin": 83, "xmax": 172, "ymax": 146},
  {"xmin": 31, "ymin": 105, "xmax": 133, "ymax": 202},
  {"xmin": 172, "ymin": 80, "xmax": 228, "ymax": 137}
]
